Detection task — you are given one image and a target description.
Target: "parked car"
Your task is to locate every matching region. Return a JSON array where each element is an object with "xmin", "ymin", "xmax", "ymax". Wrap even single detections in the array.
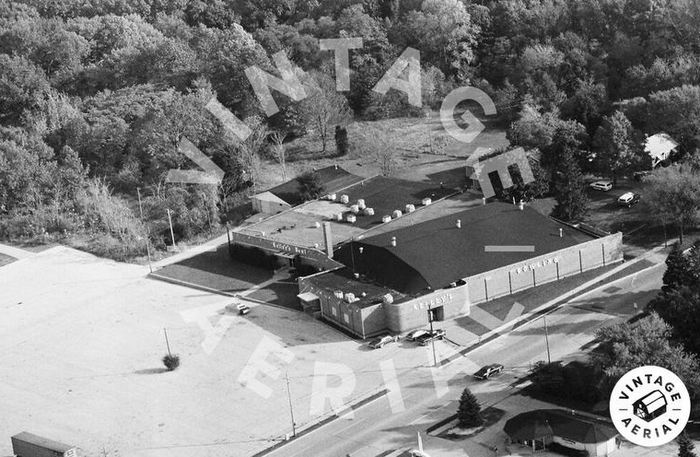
[
  {"xmin": 589, "ymin": 180, "xmax": 613, "ymax": 191},
  {"xmin": 368, "ymin": 335, "xmax": 398, "ymax": 349},
  {"xmin": 416, "ymin": 329, "xmax": 446, "ymax": 346},
  {"xmin": 617, "ymin": 192, "xmax": 640, "ymax": 207},
  {"xmin": 633, "ymin": 170, "xmax": 652, "ymax": 182},
  {"xmin": 405, "ymin": 329, "xmax": 429, "ymax": 342},
  {"xmin": 473, "ymin": 363, "xmax": 505, "ymax": 380}
]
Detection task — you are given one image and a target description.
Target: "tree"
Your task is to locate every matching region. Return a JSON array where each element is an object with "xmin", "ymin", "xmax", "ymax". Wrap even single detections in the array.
[
  {"xmin": 649, "ymin": 286, "xmax": 700, "ymax": 356},
  {"xmin": 592, "ymin": 111, "xmax": 638, "ymax": 185},
  {"xmin": 297, "ymin": 71, "xmax": 352, "ymax": 153},
  {"xmin": 552, "ymin": 151, "xmax": 589, "ymax": 222},
  {"xmin": 353, "ymin": 126, "xmax": 399, "ymax": 176},
  {"xmin": 661, "ymin": 242, "xmax": 700, "ymax": 293},
  {"xmin": 335, "ymin": 125, "xmax": 348, "ymax": 157},
  {"xmin": 678, "ymin": 432, "xmax": 697, "ymax": 457},
  {"xmin": 297, "ymin": 171, "xmax": 324, "ymax": 202},
  {"xmin": 270, "ymin": 130, "xmax": 287, "ymax": 181},
  {"xmin": 457, "ymin": 387, "xmax": 483, "ymax": 428},
  {"xmin": 593, "ymin": 313, "xmax": 700, "ymax": 397},
  {"xmin": 644, "ymin": 164, "xmax": 700, "ymax": 244}
]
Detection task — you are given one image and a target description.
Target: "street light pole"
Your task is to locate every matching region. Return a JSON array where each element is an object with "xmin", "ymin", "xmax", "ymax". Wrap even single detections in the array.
[
  {"xmin": 428, "ymin": 306, "xmax": 438, "ymax": 367},
  {"xmin": 136, "ymin": 188, "xmax": 153, "ymax": 273},
  {"xmin": 285, "ymin": 371, "xmax": 296, "ymax": 438},
  {"xmin": 543, "ymin": 315, "xmax": 551, "ymax": 364}
]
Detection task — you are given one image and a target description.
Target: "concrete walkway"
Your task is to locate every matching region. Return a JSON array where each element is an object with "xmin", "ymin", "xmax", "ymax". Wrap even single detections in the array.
[
  {"xmin": 0, "ymin": 243, "xmax": 34, "ymax": 260},
  {"xmin": 150, "ymin": 232, "xmax": 229, "ymax": 269}
]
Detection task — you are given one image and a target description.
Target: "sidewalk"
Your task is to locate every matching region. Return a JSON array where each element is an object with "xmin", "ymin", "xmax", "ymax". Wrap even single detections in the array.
[{"xmin": 0, "ymin": 243, "xmax": 34, "ymax": 260}]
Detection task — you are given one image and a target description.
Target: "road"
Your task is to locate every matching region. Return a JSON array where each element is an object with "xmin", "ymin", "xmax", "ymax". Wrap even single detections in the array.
[{"xmin": 265, "ymin": 263, "xmax": 664, "ymax": 457}]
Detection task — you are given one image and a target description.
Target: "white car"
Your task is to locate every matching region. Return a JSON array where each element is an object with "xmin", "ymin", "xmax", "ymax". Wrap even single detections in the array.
[
  {"xmin": 590, "ymin": 180, "xmax": 613, "ymax": 191},
  {"xmin": 617, "ymin": 192, "xmax": 640, "ymax": 207}
]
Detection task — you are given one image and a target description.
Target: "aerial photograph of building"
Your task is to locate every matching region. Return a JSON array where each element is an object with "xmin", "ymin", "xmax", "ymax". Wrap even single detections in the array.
[{"xmin": 1, "ymin": 1, "xmax": 700, "ymax": 457}]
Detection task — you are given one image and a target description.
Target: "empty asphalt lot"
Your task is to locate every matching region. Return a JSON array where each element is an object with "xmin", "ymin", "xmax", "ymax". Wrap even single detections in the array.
[{"xmin": 0, "ymin": 246, "xmax": 455, "ymax": 457}]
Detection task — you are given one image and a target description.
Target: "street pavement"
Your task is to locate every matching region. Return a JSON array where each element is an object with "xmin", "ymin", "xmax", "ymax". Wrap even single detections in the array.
[{"xmin": 265, "ymin": 264, "xmax": 665, "ymax": 457}]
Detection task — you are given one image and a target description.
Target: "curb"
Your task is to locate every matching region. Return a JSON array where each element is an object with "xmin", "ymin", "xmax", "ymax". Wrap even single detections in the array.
[
  {"xmin": 148, "ymin": 273, "xmax": 238, "ymax": 298},
  {"xmin": 252, "ymin": 388, "xmax": 389, "ymax": 457}
]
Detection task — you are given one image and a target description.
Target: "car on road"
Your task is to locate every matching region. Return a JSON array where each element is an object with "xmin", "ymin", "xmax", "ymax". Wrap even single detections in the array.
[
  {"xmin": 405, "ymin": 329, "xmax": 429, "ymax": 342},
  {"xmin": 473, "ymin": 363, "xmax": 505, "ymax": 380},
  {"xmin": 617, "ymin": 192, "xmax": 640, "ymax": 207},
  {"xmin": 589, "ymin": 180, "xmax": 613, "ymax": 191},
  {"xmin": 368, "ymin": 334, "xmax": 398, "ymax": 349},
  {"xmin": 416, "ymin": 329, "xmax": 446, "ymax": 346}
]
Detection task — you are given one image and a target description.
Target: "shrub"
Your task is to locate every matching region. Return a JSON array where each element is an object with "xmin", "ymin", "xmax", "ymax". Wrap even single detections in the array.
[{"xmin": 162, "ymin": 354, "xmax": 180, "ymax": 371}]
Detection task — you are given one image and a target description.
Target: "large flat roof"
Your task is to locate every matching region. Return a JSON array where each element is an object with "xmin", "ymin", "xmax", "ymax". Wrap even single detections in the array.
[
  {"xmin": 305, "ymin": 269, "xmax": 405, "ymax": 309},
  {"xmin": 336, "ymin": 202, "xmax": 597, "ymax": 293}
]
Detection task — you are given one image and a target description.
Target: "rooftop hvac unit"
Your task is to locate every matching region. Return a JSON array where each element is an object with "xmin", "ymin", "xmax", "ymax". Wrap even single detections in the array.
[
  {"xmin": 405, "ymin": 204, "xmax": 416, "ymax": 213},
  {"xmin": 340, "ymin": 194, "xmax": 350, "ymax": 204},
  {"xmin": 346, "ymin": 214, "xmax": 357, "ymax": 223},
  {"xmin": 315, "ymin": 221, "xmax": 321, "ymax": 228},
  {"xmin": 422, "ymin": 197, "xmax": 432, "ymax": 206},
  {"xmin": 329, "ymin": 193, "xmax": 337, "ymax": 201},
  {"xmin": 350, "ymin": 204, "xmax": 360, "ymax": 214},
  {"xmin": 357, "ymin": 199, "xmax": 366, "ymax": 210},
  {"xmin": 364, "ymin": 207, "xmax": 375, "ymax": 216},
  {"xmin": 382, "ymin": 293, "xmax": 394, "ymax": 304},
  {"xmin": 334, "ymin": 290, "xmax": 344, "ymax": 299},
  {"xmin": 392, "ymin": 210, "xmax": 403, "ymax": 219},
  {"xmin": 336, "ymin": 213, "xmax": 344, "ymax": 221},
  {"xmin": 382, "ymin": 215, "xmax": 391, "ymax": 223},
  {"xmin": 390, "ymin": 236, "xmax": 397, "ymax": 247},
  {"xmin": 344, "ymin": 292, "xmax": 357, "ymax": 303}
]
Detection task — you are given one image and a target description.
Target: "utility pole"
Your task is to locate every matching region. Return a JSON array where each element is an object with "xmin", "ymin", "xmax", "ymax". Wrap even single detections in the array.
[
  {"xmin": 137, "ymin": 188, "xmax": 153, "ymax": 273},
  {"xmin": 163, "ymin": 328, "xmax": 172, "ymax": 357},
  {"xmin": 285, "ymin": 371, "xmax": 296, "ymax": 437},
  {"xmin": 166, "ymin": 208, "xmax": 176, "ymax": 249},
  {"xmin": 543, "ymin": 315, "xmax": 551, "ymax": 364},
  {"xmin": 428, "ymin": 306, "xmax": 438, "ymax": 367}
]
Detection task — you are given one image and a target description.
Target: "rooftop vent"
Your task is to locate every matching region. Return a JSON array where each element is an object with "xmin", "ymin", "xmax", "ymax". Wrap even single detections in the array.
[
  {"xmin": 390, "ymin": 236, "xmax": 397, "ymax": 247},
  {"xmin": 382, "ymin": 215, "xmax": 391, "ymax": 223},
  {"xmin": 340, "ymin": 194, "xmax": 349, "ymax": 204},
  {"xmin": 456, "ymin": 219, "xmax": 462, "ymax": 229},
  {"xmin": 392, "ymin": 210, "xmax": 403, "ymax": 219},
  {"xmin": 346, "ymin": 214, "xmax": 357, "ymax": 224},
  {"xmin": 405, "ymin": 204, "xmax": 416, "ymax": 213},
  {"xmin": 364, "ymin": 207, "xmax": 375, "ymax": 216},
  {"xmin": 382, "ymin": 293, "xmax": 394, "ymax": 304},
  {"xmin": 350, "ymin": 204, "xmax": 360, "ymax": 214},
  {"xmin": 422, "ymin": 198, "xmax": 432, "ymax": 206},
  {"xmin": 357, "ymin": 199, "xmax": 366, "ymax": 210}
]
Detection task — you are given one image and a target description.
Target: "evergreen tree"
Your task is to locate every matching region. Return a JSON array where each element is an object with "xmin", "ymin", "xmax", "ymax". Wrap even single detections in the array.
[
  {"xmin": 457, "ymin": 387, "xmax": 483, "ymax": 428},
  {"xmin": 678, "ymin": 432, "xmax": 697, "ymax": 457},
  {"xmin": 552, "ymin": 151, "xmax": 589, "ymax": 222},
  {"xmin": 335, "ymin": 126, "xmax": 348, "ymax": 156},
  {"xmin": 662, "ymin": 242, "xmax": 698, "ymax": 292}
]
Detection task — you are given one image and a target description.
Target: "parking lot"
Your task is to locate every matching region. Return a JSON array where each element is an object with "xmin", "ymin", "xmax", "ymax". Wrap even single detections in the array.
[{"xmin": 0, "ymin": 246, "xmax": 460, "ymax": 457}]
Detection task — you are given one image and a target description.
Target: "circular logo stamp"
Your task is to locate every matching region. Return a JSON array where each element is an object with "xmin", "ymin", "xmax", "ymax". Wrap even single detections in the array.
[{"xmin": 610, "ymin": 365, "xmax": 691, "ymax": 447}]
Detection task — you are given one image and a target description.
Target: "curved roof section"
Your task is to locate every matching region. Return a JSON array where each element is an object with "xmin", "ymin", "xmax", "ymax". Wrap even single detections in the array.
[{"xmin": 338, "ymin": 202, "xmax": 596, "ymax": 294}]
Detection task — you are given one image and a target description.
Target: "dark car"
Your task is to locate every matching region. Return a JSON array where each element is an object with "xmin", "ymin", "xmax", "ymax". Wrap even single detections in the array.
[
  {"xmin": 368, "ymin": 334, "xmax": 398, "ymax": 349},
  {"xmin": 416, "ymin": 329, "xmax": 446, "ymax": 346},
  {"xmin": 473, "ymin": 363, "xmax": 505, "ymax": 380},
  {"xmin": 405, "ymin": 329, "xmax": 429, "ymax": 342}
]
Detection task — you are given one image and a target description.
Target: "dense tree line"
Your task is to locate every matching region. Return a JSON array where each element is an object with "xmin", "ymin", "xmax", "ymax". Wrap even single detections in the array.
[{"xmin": 2, "ymin": 0, "xmax": 700, "ymax": 257}]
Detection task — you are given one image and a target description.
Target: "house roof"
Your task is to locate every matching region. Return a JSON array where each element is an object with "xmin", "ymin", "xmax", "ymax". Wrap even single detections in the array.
[
  {"xmin": 263, "ymin": 165, "xmax": 363, "ymax": 206},
  {"xmin": 645, "ymin": 133, "xmax": 678, "ymax": 159},
  {"xmin": 504, "ymin": 410, "xmax": 618, "ymax": 444},
  {"xmin": 335, "ymin": 202, "xmax": 596, "ymax": 294}
]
